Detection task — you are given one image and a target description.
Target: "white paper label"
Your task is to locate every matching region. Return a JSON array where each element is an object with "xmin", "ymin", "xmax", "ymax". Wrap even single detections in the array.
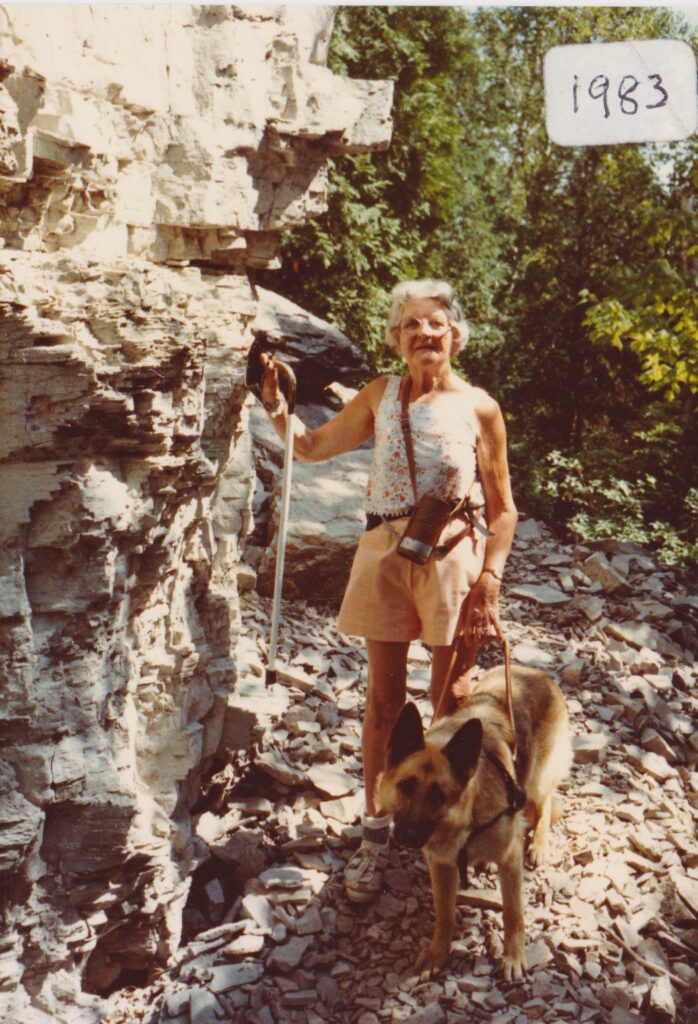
[{"xmin": 544, "ymin": 39, "xmax": 698, "ymax": 146}]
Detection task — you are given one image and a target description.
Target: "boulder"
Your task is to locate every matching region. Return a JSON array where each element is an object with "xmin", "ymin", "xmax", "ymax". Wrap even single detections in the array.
[
  {"xmin": 257, "ymin": 444, "xmax": 372, "ymax": 606},
  {"xmin": 253, "ymin": 290, "xmax": 370, "ymax": 399}
]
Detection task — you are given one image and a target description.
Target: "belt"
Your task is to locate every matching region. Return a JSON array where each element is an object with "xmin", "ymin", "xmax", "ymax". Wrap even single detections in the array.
[
  {"xmin": 366, "ymin": 500, "xmax": 490, "ymax": 543},
  {"xmin": 365, "ymin": 510, "xmax": 412, "ymax": 532}
]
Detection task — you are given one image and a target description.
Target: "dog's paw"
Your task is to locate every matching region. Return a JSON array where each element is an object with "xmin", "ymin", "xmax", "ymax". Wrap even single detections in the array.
[
  {"xmin": 501, "ymin": 950, "xmax": 527, "ymax": 982},
  {"xmin": 415, "ymin": 942, "xmax": 449, "ymax": 978},
  {"xmin": 528, "ymin": 818, "xmax": 551, "ymax": 866},
  {"xmin": 528, "ymin": 834, "xmax": 549, "ymax": 867}
]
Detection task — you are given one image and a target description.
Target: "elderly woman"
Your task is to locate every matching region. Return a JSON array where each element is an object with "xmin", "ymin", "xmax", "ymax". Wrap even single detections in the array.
[{"xmin": 259, "ymin": 279, "xmax": 517, "ymax": 903}]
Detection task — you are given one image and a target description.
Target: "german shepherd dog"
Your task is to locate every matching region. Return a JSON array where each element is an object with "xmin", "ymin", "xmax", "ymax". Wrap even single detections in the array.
[{"xmin": 378, "ymin": 665, "xmax": 571, "ymax": 980}]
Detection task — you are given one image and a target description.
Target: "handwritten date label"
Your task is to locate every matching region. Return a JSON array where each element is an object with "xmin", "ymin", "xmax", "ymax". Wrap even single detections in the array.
[{"xmin": 544, "ymin": 40, "xmax": 697, "ymax": 146}]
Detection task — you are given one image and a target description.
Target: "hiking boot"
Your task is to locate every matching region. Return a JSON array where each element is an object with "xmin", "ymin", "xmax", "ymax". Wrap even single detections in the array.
[{"xmin": 344, "ymin": 837, "xmax": 390, "ymax": 903}]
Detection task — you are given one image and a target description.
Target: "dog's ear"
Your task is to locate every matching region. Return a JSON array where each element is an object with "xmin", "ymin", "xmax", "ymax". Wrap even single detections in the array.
[
  {"xmin": 443, "ymin": 718, "xmax": 483, "ymax": 784},
  {"xmin": 386, "ymin": 703, "xmax": 425, "ymax": 768}
]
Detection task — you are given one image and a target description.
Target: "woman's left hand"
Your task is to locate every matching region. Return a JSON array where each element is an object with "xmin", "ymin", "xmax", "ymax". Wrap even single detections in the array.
[{"xmin": 460, "ymin": 573, "xmax": 503, "ymax": 648}]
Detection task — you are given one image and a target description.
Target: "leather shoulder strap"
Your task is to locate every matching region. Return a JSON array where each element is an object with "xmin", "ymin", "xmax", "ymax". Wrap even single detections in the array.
[
  {"xmin": 400, "ymin": 377, "xmax": 419, "ymax": 502},
  {"xmin": 397, "ymin": 376, "xmax": 419, "ymax": 503}
]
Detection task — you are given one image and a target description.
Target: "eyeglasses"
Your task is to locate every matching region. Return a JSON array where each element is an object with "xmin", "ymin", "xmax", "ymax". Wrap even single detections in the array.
[{"xmin": 399, "ymin": 316, "xmax": 451, "ymax": 338}]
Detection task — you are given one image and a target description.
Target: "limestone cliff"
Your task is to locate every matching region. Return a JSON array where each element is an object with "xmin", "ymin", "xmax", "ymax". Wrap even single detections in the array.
[{"xmin": 0, "ymin": 7, "xmax": 391, "ymax": 1021}]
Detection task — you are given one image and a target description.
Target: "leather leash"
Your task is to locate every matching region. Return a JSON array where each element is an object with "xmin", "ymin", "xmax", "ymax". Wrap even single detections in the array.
[
  {"xmin": 398, "ymin": 376, "xmax": 513, "ymax": 741},
  {"xmin": 432, "ymin": 593, "xmax": 518, "ymax": 762},
  {"xmin": 430, "ymin": 584, "xmax": 522, "ymax": 887},
  {"xmin": 434, "ymin": 603, "xmax": 524, "ymax": 887}
]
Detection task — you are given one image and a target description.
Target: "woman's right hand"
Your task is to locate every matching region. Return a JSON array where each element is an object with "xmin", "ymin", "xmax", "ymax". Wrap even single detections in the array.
[{"xmin": 260, "ymin": 352, "xmax": 283, "ymax": 410}]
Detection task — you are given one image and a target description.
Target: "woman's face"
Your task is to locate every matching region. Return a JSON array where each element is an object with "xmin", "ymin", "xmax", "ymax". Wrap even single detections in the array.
[{"xmin": 393, "ymin": 298, "xmax": 455, "ymax": 370}]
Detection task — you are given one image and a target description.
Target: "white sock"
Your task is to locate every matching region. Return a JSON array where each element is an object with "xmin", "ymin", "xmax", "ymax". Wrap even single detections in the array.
[{"xmin": 362, "ymin": 811, "xmax": 390, "ymax": 844}]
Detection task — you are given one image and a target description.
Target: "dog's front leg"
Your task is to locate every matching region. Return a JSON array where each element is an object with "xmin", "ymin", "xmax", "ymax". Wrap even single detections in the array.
[
  {"xmin": 528, "ymin": 792, "xmax": 552, "ymax": 867},
  {"xmin": 498, "ymin": 850, "xmax": 526, "ymax": 981},
  {"xmin": 415, "ymin": 855, "xmax": 458, "ymax": 976}
]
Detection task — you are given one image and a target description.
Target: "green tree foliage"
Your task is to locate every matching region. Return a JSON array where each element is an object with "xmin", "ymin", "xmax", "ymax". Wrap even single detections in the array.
[
  {"xmin": 576, "ymin": 137, "xmax": 698, "ymax": 563},
  {"xmin": 262, "ymin": 5, "xmax": 503, "ymax": 368},
  {"xmin": 467, "ymin": 7, "xmax": 697, "ymax": 564},
  {"xmin": 267, "ymin": 5, "xmax": 697, "ymax": 564}
]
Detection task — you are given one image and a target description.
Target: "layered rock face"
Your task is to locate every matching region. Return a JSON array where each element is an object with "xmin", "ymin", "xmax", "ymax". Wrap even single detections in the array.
[{"xmin": 0, "ymin": 7, "xmax": 391, "ymax": 1021}]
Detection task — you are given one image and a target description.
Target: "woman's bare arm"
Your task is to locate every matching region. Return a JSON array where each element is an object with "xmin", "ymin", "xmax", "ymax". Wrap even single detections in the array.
[
  {"xmin": 474, "ymin": 392, "xmax": 518, "ymax": 576},
  {"xmin": 460, "ymin": 390, "xmax": 518, "ymax": 644},
  {"xmin": 260, "ymin": 355, "xmax": 385, "ymax": 462}
]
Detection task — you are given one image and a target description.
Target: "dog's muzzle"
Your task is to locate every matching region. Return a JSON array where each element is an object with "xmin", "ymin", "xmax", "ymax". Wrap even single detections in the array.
[{"xmin": 393, "ymin": 818, "xmax": 435, "ymax": 850}]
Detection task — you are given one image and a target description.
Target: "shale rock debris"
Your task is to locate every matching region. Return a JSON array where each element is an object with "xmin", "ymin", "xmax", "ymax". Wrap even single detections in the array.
[{"xmin": 101, "ymin": 520, "xmax": 698, "ymax": 1024}]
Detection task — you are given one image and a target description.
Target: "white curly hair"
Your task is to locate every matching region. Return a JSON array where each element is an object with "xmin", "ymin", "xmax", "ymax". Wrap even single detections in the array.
[{"xmin": 385, "ymin": 279, "xmax": 469, "ymax": 353}]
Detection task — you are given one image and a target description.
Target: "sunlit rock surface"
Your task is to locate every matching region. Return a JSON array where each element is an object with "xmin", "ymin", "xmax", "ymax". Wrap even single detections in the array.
[{"xmin": 0, "ymin": 6, "xmax": 391, "ymax": 1020}]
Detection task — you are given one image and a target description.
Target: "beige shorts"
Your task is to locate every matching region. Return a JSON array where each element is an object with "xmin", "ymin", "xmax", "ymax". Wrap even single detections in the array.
[{"xmin": 336, "ymin": 517, "xmax": 485, "ymax": 647}]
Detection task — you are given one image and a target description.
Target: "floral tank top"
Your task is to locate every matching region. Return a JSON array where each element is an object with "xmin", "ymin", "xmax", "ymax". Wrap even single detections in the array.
[{"xmin": 364, "ymin": 375, "xmax": 483, "ymax": 516}]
